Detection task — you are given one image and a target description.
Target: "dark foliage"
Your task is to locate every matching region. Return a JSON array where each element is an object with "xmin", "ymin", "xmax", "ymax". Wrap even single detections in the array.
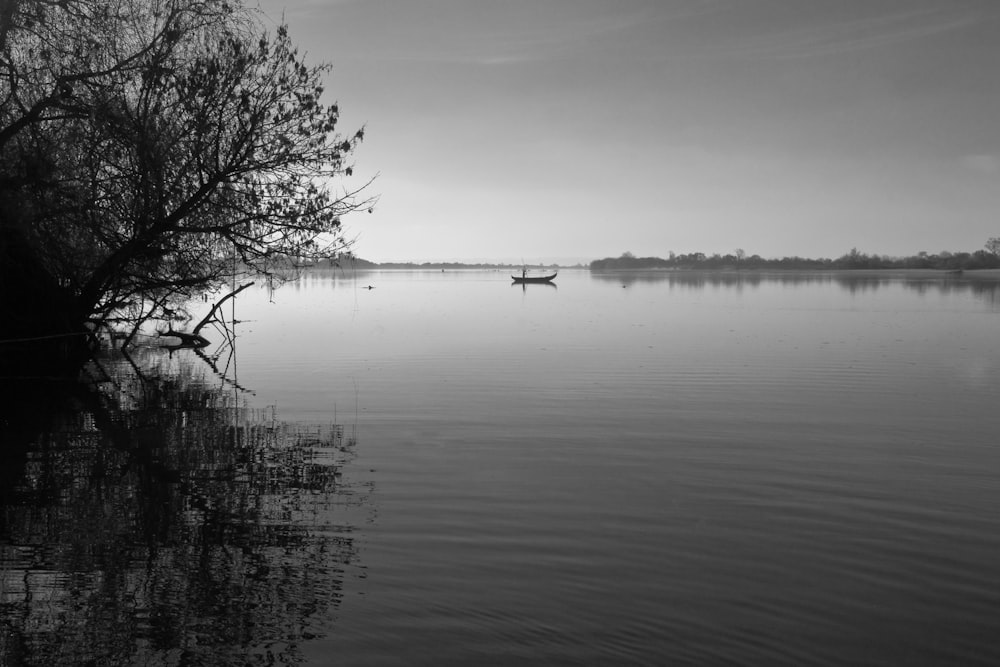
[
  {"xmin": 590, "ymin": 243, "xmax": 1000, "ymax": 272},
  {"xmin": 0, "ymin": 0, "xmax": 373, "ymax": 359}
]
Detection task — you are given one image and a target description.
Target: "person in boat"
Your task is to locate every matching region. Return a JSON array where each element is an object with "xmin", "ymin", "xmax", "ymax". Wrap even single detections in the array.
[{"xmin": 522, "ymin": 268, "xmax": 526, "ymax": 279}]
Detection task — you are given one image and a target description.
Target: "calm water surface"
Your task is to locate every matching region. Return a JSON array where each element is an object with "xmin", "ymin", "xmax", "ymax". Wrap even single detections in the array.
[
  {"xmin": 239, "ymin": 270, "xmax": 1000, "ymax": 666},
  {"xmin": 3, "ymin": 270, "xmax": 1000, "ymax": 665}
]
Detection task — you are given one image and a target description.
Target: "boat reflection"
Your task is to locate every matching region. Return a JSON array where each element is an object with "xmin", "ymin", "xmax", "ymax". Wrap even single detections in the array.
[{"xmin": 513, "ymin": 281, "xmax": 558, "ymax": 291}]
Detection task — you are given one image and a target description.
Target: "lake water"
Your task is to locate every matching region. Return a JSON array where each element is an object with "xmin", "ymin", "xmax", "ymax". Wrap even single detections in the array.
[{"xmin": 3, "ymin": 269, "xmax": 1000, "ymax": 666}]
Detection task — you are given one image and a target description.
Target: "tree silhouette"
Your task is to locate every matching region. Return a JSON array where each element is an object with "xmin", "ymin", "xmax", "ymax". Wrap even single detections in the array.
[{"xmin": 1, "ymin": 0, "xmax": 373, "ymax": 364}]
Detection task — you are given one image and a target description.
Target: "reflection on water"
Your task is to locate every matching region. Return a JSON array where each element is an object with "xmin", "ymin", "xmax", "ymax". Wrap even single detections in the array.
[
  {"xmin": 511, "ymin": 282, "xmax": 557, "ymax": 291},
  {"xmin": 590, "ymin": 269, "xmax": 1000, "ymax": 304},
  {"xmin": 0, "ymin": 345, "xmax": 364, "ymax": 667},
  {"xmin": 6, "ymin": 270, "xmax": 1000, "ymax": 666},
  {"xmin": 244, "ymin": 270, "xmax": 1000, "ymax": 666}
]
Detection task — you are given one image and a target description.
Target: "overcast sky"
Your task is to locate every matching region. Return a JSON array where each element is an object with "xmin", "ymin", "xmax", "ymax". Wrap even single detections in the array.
[{"xmin": 256, "ymin": 0, "xmax": 1000, "ymax": 263}]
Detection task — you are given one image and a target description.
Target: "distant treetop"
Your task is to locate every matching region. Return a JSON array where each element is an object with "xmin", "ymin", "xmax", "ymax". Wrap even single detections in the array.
[{"xmin": 589, "ymin": 244, "xmax": 1000, "ymax": 271}]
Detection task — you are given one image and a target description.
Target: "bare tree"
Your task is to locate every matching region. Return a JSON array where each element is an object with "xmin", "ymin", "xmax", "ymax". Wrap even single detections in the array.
[{"xmin": 1, "ymin": 0, "xmax": 373, "ymax": 355}]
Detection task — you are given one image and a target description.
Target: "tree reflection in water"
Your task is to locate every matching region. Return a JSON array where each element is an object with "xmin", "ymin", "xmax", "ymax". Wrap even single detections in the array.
[
  {"xmin": 0, "ymin": 344, "xmax": 364, "ymax": 666},
  {"xmin": 591, "ymin": 269, "xmax": 1000, "ymax": 305}
]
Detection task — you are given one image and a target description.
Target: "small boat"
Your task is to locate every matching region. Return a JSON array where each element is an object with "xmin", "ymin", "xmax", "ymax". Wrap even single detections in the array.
[{"xmin": 512, "ymin": 272, "xmax": 557, "ymax": 283}]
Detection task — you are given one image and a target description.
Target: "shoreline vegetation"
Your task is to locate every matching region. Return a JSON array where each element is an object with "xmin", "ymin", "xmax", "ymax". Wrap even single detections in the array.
[
  {"xmin": 588, "ymin": 246, "xmax": 1000, "ymax": 272},
  {"xmin": 307, "ymin": 242, "xmax": 1000, "ymax": 273}
]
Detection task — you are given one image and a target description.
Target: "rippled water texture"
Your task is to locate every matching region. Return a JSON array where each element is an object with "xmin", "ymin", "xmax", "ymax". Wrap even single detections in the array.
[{"xmin": 3, "ymin": 270, "xmax": 1000, "ymax": 666}]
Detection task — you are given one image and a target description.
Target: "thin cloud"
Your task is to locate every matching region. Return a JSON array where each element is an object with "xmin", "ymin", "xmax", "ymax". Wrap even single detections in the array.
[
  {"xmin": 714, "ymin": 7, "xmax": 988, "ymax": 60},
  {"xmin": 469, "ymin": 14, "xmax": 647, "ymax": 65},
  {"xmin": 961, "ymin": 154, "xmax": 1000, "ymax": 174},
  {"xmin": 387, "ymin": 11, "xmax": 655, "ymax": 66},
  {"xmin": 345, "ymin": 4, "xmax": 699, "ymax": 66},
  {"xmin": 466, "ymin": 3, "xmax": 739, "ymax": 66}
]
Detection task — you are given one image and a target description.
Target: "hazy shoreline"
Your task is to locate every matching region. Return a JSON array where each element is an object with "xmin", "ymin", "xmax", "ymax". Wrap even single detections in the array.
[{"xmin": 310, "ymin": 264, "xmax": 1000, "ymax": 280}]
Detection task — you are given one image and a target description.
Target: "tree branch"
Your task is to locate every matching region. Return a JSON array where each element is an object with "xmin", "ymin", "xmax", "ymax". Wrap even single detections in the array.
[{"xmin": 193, "ymin": 281, "xmax": 253, "ymax": 335}]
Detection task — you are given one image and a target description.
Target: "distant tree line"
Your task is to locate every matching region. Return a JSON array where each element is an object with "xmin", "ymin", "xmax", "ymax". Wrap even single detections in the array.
[{"xmin": 590, "ymin": 241, "xmax": 1000, "ymax": 271}]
